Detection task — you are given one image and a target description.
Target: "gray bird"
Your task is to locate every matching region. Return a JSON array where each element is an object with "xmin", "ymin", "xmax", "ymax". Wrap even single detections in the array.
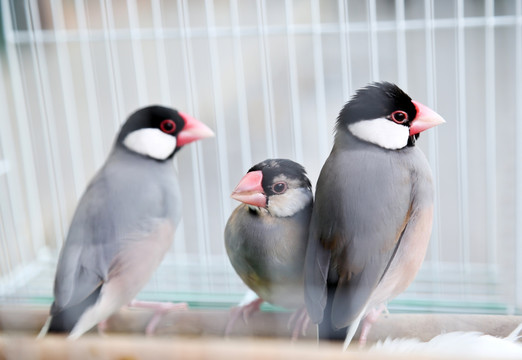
[
  {"xmin": 42, "ymin": 105, "xmax": 214, "ymax": 339},
  {"xmin": 224, "ymin": 159, "xmax": 313, "ymax": 338},
  {"xmin": 304, "ymin": 82, "xmax": 445, "ymax": 348}
]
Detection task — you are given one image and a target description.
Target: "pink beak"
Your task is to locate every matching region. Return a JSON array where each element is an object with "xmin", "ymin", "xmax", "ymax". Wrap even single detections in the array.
[
  {"xmin": 231, "ymin": 170, "xmax": 266, "ymax": 208},
  {"xmin": 177, "ymin": 111, "xmax": 215, "ymax": 147},
  {"xmin": 410, "ymin": 100, "xmax": 446, "ymax": 135}
]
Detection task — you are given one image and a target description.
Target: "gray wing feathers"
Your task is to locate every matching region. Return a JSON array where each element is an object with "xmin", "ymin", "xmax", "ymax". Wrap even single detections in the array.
[
  {"xmin": 304, "ymin": 210, "xmax": 330, "ymax": 323},
  {"xmin": 305, "ymin": 146, "xmax": 415, "ymax": 329},
  {"xmin": 331, "ymin": 251, "xmax": 392, "ymax": 328},
  {"xmin": 52, "ymin": 176, "xmax": 116, "ymax": 313}
]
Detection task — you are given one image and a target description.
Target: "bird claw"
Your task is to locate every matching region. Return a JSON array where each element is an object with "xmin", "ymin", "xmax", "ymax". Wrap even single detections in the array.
[
  {"xmin": 225, "ymin": 298, "xmax": 264, "ymax": 336},
  {"xmin": 128, "ymin": 299, "xmax": 188, "ymax": 335},
  {"xmin": 358, "ymin": 304, "xmax": 387, "ymax": 346},
  {"xmin": 97, "ymin": 319, "xmax": 109, "ymax": 337},
  {"xmin": 242, "ymin": 310, "xmax": 250, "ymax": 325},
  {"xmin": 287, "ymin": 306, "xmax": 310, "ymax": 341}
]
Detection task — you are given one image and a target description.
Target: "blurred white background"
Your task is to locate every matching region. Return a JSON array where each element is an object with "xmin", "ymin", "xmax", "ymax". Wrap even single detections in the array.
[{"xmin": 0, "ymin": 0, "xmax": 521, "ymax": 314}]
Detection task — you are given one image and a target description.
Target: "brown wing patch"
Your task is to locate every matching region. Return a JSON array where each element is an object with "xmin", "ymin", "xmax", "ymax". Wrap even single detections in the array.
[
  {"xmin": 321, "ymin": 233, "xmax": 343, "ymax": 250},
  {"xmin": 394, "ymin": 202, "xmax": 413, "ymax": 246}
]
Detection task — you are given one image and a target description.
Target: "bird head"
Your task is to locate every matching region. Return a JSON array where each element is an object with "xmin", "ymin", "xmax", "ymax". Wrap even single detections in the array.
[
  {"xmin": 117, "ymin": 105, "xmax": 214, "ymax": 160},
  {"xmin": 336, "ymin": 82, "xmax": 445, "ymax": 150},
  {"xmin": 231, "ymin": 159, "xmax": 312, "ymax": 218}
]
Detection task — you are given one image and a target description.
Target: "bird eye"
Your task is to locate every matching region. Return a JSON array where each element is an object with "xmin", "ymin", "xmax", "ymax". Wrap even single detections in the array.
[
  {"xmin": 160, "ymin": 119, "xmax": 176, "ymax": 134},
  {"xmin": 390, "ymin": 111, "xmax": 408, "ymax": 124},
  {"xmin": 272, "ymin": 182, "xmax": 287, "ymax": 194}
]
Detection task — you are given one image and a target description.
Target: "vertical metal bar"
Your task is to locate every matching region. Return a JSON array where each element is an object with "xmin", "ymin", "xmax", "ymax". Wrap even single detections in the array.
[
  {"xmin": 49, "ymin": 0, "xmax": 86, "ymax": 199},
  {"xmin": 0, "ymin": 202, "xmax": 12, "ymax": 284},
  {"xmin": 515, "ymin": 0, "xmax": 522, "ymax": 310},
  {"xmin": 74, "ymin": 0, "xmax": 104, "ymax": 167},
  {"xmin": 367, "ymin": 0, "xmax": 379, "ymax": 81},
  {"xmin": 310, "ymin": 0, "xmax": 328, "ymax": 159},
  {"xmin": 1, "ymin": 0, "xmax": 45, "ymax": 257},
  {"xmin": 150, "ymin": 0, "xmax": 172, "ymax": 104},
  {"xmin": 256, "ymin": 0, "xmax": 276, "ymax": 158},
  {"xmin": 484, "ymin": 0, "xmax": 497, "ymax": 270},
  {"xmin": 284, "ymin": 0, "xmax": 303, "ymax": 163},
  {"xmin": 228, "ymin": 0, "xmax": 252, "ymax": 293},
  {"xmin": 0, "ymin": 54, "xmax": 18, "ymax": 283},
  {"xmin": 395, "ymin": 0, "xmax": 407, "ymax": 87},
  {"xmin": 127, "ymin": 0, "xmax": 149, "ymax": 106},
  {"xmin": 177, "ymin": 0, "xmax": 211, "ymax": 287},
  {"xmin": 100, "ymin": 0, "xmax": 124, "ymax": 128},
  {"xmin": 456, "ymin": 0, "xmax": 470, "ymax": 273},
  {"xmin": 177, "ymin": 0, "xmax": 198, "ymax": 260},
  {"xmin": 27, "ymin": 0, "xmax": 69, "ymax": 240},
  {"xmin": 337, "ymin": 0, "xmax": 353, "ymax": 100},
  {"xmin": 0, "ymin": 52, "xmax": 24, "ymax": 247},
  {"xmin": 0, "ymin": 170, "xmax": 16, "ymax": 278},
  {"xmin": 204, "ymin": 0, "xmax": 231, "ymax": 219},
  {"xmin": 204, "ymin": 0, "xmax": 233, "ymax": 289},
  {"xmin": 230, "ymin": 0, "xmax": 252, "ymax": 172},
  {"xmin": 424, "ymin": 0, "xmax": 441, "ymax": 292}
]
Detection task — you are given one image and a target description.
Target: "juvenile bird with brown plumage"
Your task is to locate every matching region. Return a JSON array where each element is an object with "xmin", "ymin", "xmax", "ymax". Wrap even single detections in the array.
[{"xmin": 225, "ymin": 159, "xmax": 313, "ymax": 339}]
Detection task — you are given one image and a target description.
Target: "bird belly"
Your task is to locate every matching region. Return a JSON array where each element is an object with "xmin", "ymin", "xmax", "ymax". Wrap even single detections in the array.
[
  {"xmin": 263, "ymin": 284, "xmax": 304, "ymax": 309},
  {"xmin": 236, "ymin": 257, "xmax": 305, "ymax": 310},
  {"xmin": 226, "ymin": 207, "xmax": 306, "ymax": 310}
]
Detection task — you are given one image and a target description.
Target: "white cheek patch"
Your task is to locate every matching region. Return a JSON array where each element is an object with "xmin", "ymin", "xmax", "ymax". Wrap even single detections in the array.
[
  {"xmin": 268, "ymin": 188, "xmax": 312, "ymax": 218},
  {"xmin": 348, "ymin": 118, "xmax": 409, "ymax": 150},
  {"xmin": 123, "ymin": 128, "xmax": 177, "ymax": 160}
]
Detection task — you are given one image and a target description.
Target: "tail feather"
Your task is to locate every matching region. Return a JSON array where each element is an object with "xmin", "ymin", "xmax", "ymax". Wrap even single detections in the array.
[
  {"xmin": 318, "ymin": 282, "xmax": 348, "ymax": 341},
  {"xmin": 46, "ymin": 286, "xmax": 101, "ymax": 334},
  {"xmin": 343, "ymin": 309, "xmax": 365, "ymax": 350},
  {"xmin": 36, "ymin": 316, "xmax": 52, "ymax": 338}
]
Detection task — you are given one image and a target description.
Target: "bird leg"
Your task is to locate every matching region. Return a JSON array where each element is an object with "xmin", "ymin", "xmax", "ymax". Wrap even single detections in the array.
[
  {"xmin": 128, "ymin": 299, "xmax": 188, "ymax": 335},
  {"xmin": 287, "ymin": 306, "xmax": 310, "ymax": 341},
  {"xmin": 97, "ymin": 318, "xmax": 109, "ymax": 336},
  {"xmin": 225, "ymin": 297, "xmax": 264, "ymax": 336},
  {"xmin": 358, "ymin": 304, "xmax": 387, "ymax": 347}
]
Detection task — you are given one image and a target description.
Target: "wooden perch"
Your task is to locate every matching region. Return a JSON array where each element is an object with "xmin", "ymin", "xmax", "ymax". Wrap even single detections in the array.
[
  {"xmin": 1, "ymin": 306, "xmax": 521, "ymax": 359},
  {"xmin": 1, "ymin": 305, "xmax": 521, "ymax": 341}
]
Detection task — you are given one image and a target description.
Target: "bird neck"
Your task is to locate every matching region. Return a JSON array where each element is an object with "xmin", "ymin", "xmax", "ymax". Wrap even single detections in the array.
[{"xmin": 111, "ymin": 143, "xmax": 174, "ymax": 166}]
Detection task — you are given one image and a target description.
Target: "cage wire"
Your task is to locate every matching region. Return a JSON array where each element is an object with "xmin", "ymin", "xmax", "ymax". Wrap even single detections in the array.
[{"xmin": 0, "ymin": 0, "xmax": 521, "ymax": 316}]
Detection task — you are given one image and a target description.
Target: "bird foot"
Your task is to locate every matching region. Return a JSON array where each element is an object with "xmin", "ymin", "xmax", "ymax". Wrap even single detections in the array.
[
  {"xmin": 287, "ymin": 306, "xmax": 310, "ymax": 341},
  {"xmin": 358, "ymin": 304, "xmax": 387, "ymax": 347},
  {"xmin": 97, "ymin": 318, "xmax": 109, "ymax": 337},
  {"xmin": 225, "ymin": 297, "xmax": 264, "ymax": 336},
  {"xmin": 128, "ymin": 299, "xmax": 188, "ymax": 335}
]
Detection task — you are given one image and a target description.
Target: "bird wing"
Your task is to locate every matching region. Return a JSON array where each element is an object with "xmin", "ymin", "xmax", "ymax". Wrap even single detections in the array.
[
  {"xmin": 51, "ymin": 173, "xmax": 115, "ymax": 314},
  {"xmin": 304, "ymin": 208, "xmax": 331, "ymax": 323},
  {"xmin": 51, "ymin": 162, "xmax": 177, "ymax": 315},
  {"xmin": 305, "ymin": 146, "xmax": 414, "ymax": 328}
]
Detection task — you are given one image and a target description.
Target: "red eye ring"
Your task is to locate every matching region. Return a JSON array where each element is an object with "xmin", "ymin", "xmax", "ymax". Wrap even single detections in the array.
[
  {"xmin": 160, "ymin": 119, "xmax": 176, "ymax": 134},
  {"xmin": 390, "ymin": 111, "xmax": 408, "ymax": 124}
]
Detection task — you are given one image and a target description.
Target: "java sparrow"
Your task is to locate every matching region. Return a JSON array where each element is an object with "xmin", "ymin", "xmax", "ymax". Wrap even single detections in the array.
[
  {"xmin": 224, "ymin": 159, "xmax": 313, "ymax": 339},
  {"xmin": 304, "ymin": 82, "xmax": 445, "ymax": 348},
  {"xmin": 42, "ymin": 105, "xmax": 214, "ymax": 339}
]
